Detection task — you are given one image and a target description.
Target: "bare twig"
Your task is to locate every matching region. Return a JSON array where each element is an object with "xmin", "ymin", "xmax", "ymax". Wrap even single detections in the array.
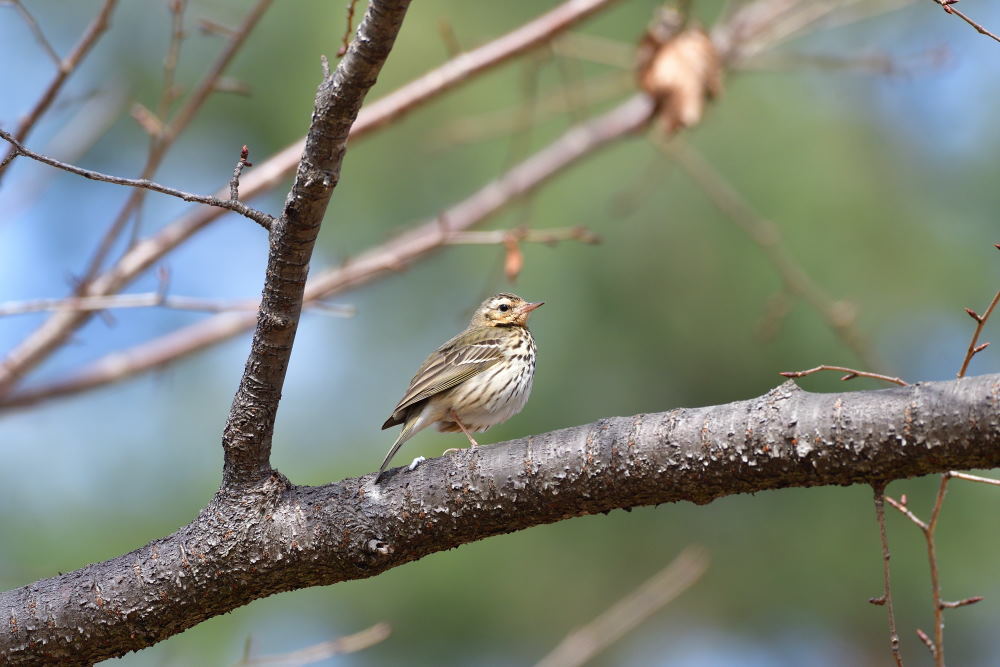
[
  {"xmin": 780, "ymin": 365, "xmax": 908, "ymax": 386},
  {"xmin": 535, "ymin": 547, "xmax": 709, "ymax": 667},
  {"xmin": 662, "ymin": 139, "xmax": 879, "ymax": 370},
  {"xmin": 444, "ymin": 226, "xmax": 600, "ymax": 245},
  {"xmin": 0, "ymin": 292, "xmax": 353, "ymax": 318},
  {"xmin": 885, "ymin": 467, "xmax": 999, "ymax": 666},
  {"xmin": 550, "ymin": 31, "xmax": 635, "ymax": 68},
  {"xmin": 871, "ymin": 485, "xmax": 904, "ymax": 667},
  {"xmin": 946, "ymin": 471, "xmax": 1000, "ymax": 486},
  {"xmin": 932, "ymin": 0, "xmax": 1000, "ymax": 44},
  {"xmin": 0, "ymin": 0, "xmax": 619, "ymax": 399},
  {"xmin": 941, "ymin": 596, "xmax": 983, "ymax": 609},
  {"xmin": 957, "ymin": 286, "xmax": 1000, "ymax": 377},
  {"xmin": 4, "ymin": 0, "xmax": 61, "ymax": 64},
  {"xmin": 0, "ymin": 0, "xmax": 118, "ymax": 178},
  {"xmin": 230, "ymin": 145, "xmax": 254, "ymax": 203},
  {"xmin": 885, "ymin": 475, "xmax": 957, "ymax": 667},
  {"xmin": 336, "ymin": 0, "xmax": 360, "ymax": 57},
  {"xmin": 0, "ymin": 129, "xmax": 274, "ymax": 229},
  {"xmin": 236, "ymin": 622, "xmax": 391, "ymax": 666},
  {"xmin": 158, "ymin": 0, "xmax": 187, "ymax": 124},
  {"xmin": 432, "ymin": 70, "xmax": 633, "ymax": 147},
  {"xmin": 0, "ymin": 293, "xmax": 250, "ymax": 317}
]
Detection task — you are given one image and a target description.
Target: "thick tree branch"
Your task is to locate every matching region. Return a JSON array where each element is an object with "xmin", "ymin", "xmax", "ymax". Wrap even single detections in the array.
[
  {"xmin": 3, "ymin": 374, "xmax": 998, "ymax": 664},
  {"xmin": 221, "ymin": 0, "xmax": 412, "ymax": 487}
]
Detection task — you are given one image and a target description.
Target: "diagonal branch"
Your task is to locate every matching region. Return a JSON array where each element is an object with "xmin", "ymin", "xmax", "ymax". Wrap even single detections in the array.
[
  {"xmin": 3, "ymin": 373, "xmax": 999, "ymax": 664},
  {"xmin": 219, "ymin": 0, "xmax": 413, "ymax": 488}
]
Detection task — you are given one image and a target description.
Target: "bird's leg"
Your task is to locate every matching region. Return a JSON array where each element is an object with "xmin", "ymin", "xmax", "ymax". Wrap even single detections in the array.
[{"xmin": 442, "ymin": 410, "xmax": 479, "ymax": 455}]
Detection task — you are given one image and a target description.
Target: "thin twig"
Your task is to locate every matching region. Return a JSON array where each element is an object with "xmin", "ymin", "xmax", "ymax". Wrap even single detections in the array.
[
  {"xmin": 871, "ymin": 485, "xmax": 904, "ymax": 667},
  {"xmin": 662, "ymin": 138, "xmax": 879, "ymax": 370},
  {"xmin": 883, "ymin": 495, "xmax": 928, "ymax": 531},
  {"xmin": 535, "ymin": 547, "xmax": 709, "ymax": 667},
  {"xmin": 230, "ymin": 145, "xmax": 254, "ymax": 204},
  {"xmin": 957, "ymin": 287, "xmax": 1000, "ymax": 377},
  {"xmin": 886, "ymin": 475, "xmax": 963, "ymax": 667},
  {"xmin": 932, "ymin": 0, "xmax": 1000, "ymax": 44},
  {"xmin": 926, "ymin": 475, "xmax": 949, "ymax": 666},
  {"xmin": 336, "ymin": 0, "xmax": 360, "ymax": 58},
  {"xmin": 443, "ymin": 226, "xmax": 600, "ymax": 245},
  {"xmin": 4, "ymin": 0, "xmax": 61, "ymax": 64},
  {"xmin": 780, "ymin": 365, "xmax": 908, "ymax": 386},
  {"xmin": 0, "ymin": 293, "xmax": 353, "ymax": 318},
  {"xmin": 0, "ymin": 0, "xmax": 118, "ymax": 178},
  {"xmin": 0, "ymin": 130, "xmax": 274, "ymax": 229},
  {"xmin": 946, "ymin": 471, "xmax": 1000, "ymax": 486},
  {"xmin": 158, "ymin": 0, "xmax": 187, "ymax": 126},
  {"xmin": 236, "ymin": 622, "xmax": 391, "ymax": 665}
]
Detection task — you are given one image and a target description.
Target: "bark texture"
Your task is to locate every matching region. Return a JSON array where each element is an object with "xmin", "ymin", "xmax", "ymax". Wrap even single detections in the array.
[
  {"xmin": 3, "ymin": 374, "xmax": 998, "ymax": 664},
  {"xmin": 221, "ymin": 0, "xmax": 412, "ymax": 486}
]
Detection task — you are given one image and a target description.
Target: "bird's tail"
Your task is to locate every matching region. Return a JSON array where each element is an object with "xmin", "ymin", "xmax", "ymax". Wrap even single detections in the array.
[{"xmin": 374, "ymin": 419, "xmax": 418, "ymax": 484}]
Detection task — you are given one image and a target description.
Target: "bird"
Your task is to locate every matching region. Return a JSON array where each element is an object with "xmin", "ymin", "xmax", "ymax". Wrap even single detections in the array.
[{"xmin": 375, "ymin": 292, "xmax": 543, "ymax": 483}]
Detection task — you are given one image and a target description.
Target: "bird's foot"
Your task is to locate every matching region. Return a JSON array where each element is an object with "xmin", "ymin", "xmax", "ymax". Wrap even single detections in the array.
[{"xmin": 442, "ymin": 443, "xmax": 478, "ymax": 456}]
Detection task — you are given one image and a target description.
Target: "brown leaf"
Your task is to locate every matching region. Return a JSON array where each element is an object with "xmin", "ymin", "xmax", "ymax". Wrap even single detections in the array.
[{"xmin": 637, "ymin": 11, "xmax": 723, "ymax": 133}]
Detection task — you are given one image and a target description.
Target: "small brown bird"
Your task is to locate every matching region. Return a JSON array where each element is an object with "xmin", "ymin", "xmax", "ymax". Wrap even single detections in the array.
[{"xmin": 375, "ymin": 293, "xmax": 543, "ymax": 483}]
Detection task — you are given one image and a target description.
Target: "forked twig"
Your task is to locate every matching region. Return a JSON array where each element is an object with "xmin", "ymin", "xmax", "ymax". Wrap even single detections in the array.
[
  {"xmin": 957, "ymin": 284, "xmax": 999, "ymax": 378},
  {"xmin": 871, "ymin": 484, "xmax": 904, "ymax": 667},
  {"xmin": 0, "ymin": 130, "xmax": 274, "ymax": 229},
  {"xmin": 780, "ymin": 365, "xmax": 908, "ymax": 386},
  {"xmin": 884, "ymin": 472, "xmax": 986, "ymax": 667}
]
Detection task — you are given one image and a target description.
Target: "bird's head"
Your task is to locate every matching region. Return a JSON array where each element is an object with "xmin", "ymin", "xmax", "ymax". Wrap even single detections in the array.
[{"xmin": 470, "ymin": 293, "xmax": 543, "ymax": 328}]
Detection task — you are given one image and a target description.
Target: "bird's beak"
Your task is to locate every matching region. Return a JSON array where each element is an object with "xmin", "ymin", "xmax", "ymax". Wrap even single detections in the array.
[{"xmin": 520, "ymin": 301, "xmax": 544, "ymax": 314}]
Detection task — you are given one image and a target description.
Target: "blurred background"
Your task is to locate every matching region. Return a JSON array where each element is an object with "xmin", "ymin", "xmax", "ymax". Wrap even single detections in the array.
[{"xmin": 2, "ymin": 0, "xmax": 1000, "ymax": 665}]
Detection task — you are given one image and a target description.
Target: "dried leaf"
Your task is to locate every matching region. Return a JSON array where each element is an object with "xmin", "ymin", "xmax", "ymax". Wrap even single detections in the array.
[{"xmin": 637, "ymin": 10, "xmax": 723, "ymax": 133}]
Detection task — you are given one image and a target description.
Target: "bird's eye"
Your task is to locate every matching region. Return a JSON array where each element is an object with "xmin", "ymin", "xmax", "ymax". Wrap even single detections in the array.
[{"xmin": 498, "ymin": 303, "xmax": 510, "ymax": 312}]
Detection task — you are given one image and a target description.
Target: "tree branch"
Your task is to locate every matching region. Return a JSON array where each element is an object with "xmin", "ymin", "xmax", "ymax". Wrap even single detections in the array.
[
  {"xmin": 0, "ymin": 129, "xmax": 275, "ymax": 229},
  {"xmin": 3, "ymin": 374, "xmax": 999, "ymax": 664},
  {"xmin": 219, "ymin": 0, "xmax": 412, "ymax": 488}
]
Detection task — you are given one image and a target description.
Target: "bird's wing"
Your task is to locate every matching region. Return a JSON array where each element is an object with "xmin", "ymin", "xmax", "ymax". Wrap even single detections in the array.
[{"xmin": 383, "ymin": 330, "xmax": 505, "ymax": 427}]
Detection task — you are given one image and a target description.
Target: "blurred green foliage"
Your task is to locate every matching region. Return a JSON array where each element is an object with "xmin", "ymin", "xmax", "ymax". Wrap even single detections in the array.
[{"xmin": 2, "ymin": 1, "xmax": 1000, "ymax": 665}]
